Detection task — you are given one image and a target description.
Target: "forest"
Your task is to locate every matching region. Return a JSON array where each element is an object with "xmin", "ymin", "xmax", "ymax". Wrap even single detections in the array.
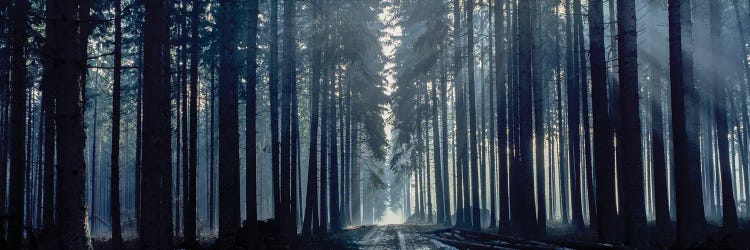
[{"xmin": 0, "ymin": 0, "xmax": 749, "ymax": 249}]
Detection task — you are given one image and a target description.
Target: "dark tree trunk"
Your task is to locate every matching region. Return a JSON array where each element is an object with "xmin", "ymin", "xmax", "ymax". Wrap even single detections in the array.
[
  {"xmin": 218, "ymin": 0, "xmax": 241, "ymax": 247},
  {"xmin": 243, "ymin": 0, "xmax": 260, "ymax": 245},
  {"xmin": 329, "ymin": 65, "xmax": 340, "ymax": 232},
  {"xmin": 141, "ymin": 0, "xmax": 170, "ymax": 248},
  {"xmin": 709, "ymin": 0, "xmax": 739, "ymax": 233},
  {"xmin": 650, "ymin": 71, "xmax": 670, "ymax": 234},
  {"xmin": 319, "ymin": 54, "xmax": 329, "ymax": 234},
  {"xmin": 135, "ymin": 44, "xmax": 143, "ymax": 238},
  {"xmin": 50, "ymin": 0, "xmax": 91, "ymax": 247},
  {"xmin": 494, "ymin": 0, "xmax": 510, "ymax": 230},
  {"xmin": 281, "ymin": 0, "xmax": 297, "ymax": 238},
  {"xmin": 589, "ymin": 0, "xmax": 618, "ymax": 243},
  {"xmin": 669, "ymin": 0, "xmax": 706, "ymax": 245},
  {"xmin": 432, "ymin": 72, "xmax": 444, "ymax": 225},
  {"xmin": 110, "ymin": 0, "xmax": 123, "ymax": 246},
  {"xmin": 440, "ymin": 53, "xmax": 451, "ymax": 226},
  {"xmin": 7, "ymin": 0, "xmax": 30, "ymax": 247},
  {"xmin": 41, "ymin": 0, "xmax": 56, "ymax": 231},
  {"xmin": 513, "ymin": 0, "xmax": 536, "ymax": 237},
  {"xmin": 465, "ymin": 0, "xmax": 481, "ymax": 230},
  {"xmin": 302, "ymin": 0, "xmax": 322, "ymax": 236},
  {"xmin": 616, "ymin": 0, "xmax": 647, "ymax": 246},
  {"xmin": 568, "ymin": 0, "xmax": 584, "ymax": 230},
  {"xmin": 531, "ymin": 0, "xmax": 546, "ymax": 235},
  {"xmin": 269, "ymin": 0, "xmax": 281, "ymax": 222},
  {"xmin": 0, "ymin": 0, "xmax": 8, "ymax": 240},
  {"xmin": 186, "ymin": 0, "xmax": 202, "ymax": 246}
]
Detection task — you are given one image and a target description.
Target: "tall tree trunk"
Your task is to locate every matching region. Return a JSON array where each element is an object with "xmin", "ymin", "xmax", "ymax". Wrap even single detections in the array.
[
  {"xmin": 218, "ymin": 0, "xmax": 241, "ymax": 248},
  {"xmin": 650, "ymin": 70, "xmax": 670, "ymax": 235},
  {"xmin": 514, "ymin": 0, "xmax": 536, "ymax": 237},
  {"xmin": 568, "ymin": 0, "xmax": 584, "ymax": 230},
  {"xmin": 110, "ymin": 0, "xmax": 123, "ymax": 246},
  {"xmin": 494, "ymin": 0, "xmax": 509, "ymax": 230},
  {"xmin": 617, "ymin": 0, "xmax": 647, "ymax": 246},
  {"xmin": 329, "ymin": 65, "xmax": 340, "ymax": 231},
  {"xmin": 7, "ymin": 0, "xmax": 30, "ymax": 247},
  {"xmin": 432, "ymin": 74, "xmax": 444, "ymax": 225},
  {"xmin": 160, "ymin": 2, "xmax": 174, "ymax": 246},
  {"xmin": 142, "ymin": 0, "xmax": 170, "ymax": 248},
  {"xmin": 269, "ymin": 0, "xmax": 281, "ymax": 222},
  {"xmin": 669, "ymin": 0, "xmax": 706, "ymax": 245},
  {"xmin": 0, "ymin": 0, "xmax": 9, "ymax": 240},
  {"xmin": 531, "ymin": 0, "xmax": 546, "ymax": 235},
  {"xmin": 319, "ymin": 59, "xmax": 329, "ymax": 235},
  {"xmin": 41, "ymin": 0, "xmax": 57, "ymax": 231},
  {"xmin": 439, "ymin": 52, "xmax": 451, "ymax": 226},
  {"xmin": 465, "ymin": 0, "xmax": 481, "ymax": 230},
  {"xmin": 185, "ymin": 0, "xmax": 202, "ymax": 246},
  {"xmin": 709, "ymin": 0, "xmax": 739, "ymax": 233},
  {"xmin": 281, "ymin": 0, "xmax": 297, "ymax": 238},
  {"xmin": 302, "ymin": 0, "xmax": 322, "ymax": 235},
  {"xmin": 244, "ymin": 0, "xmax": 259, "ymax": 246},
  {"xmin": 50, "ymin": 0, "xmax": 92, "ymax": 247},
  {"xmin": 589, "ymin": 0, "xmax": 618, "ymax": 243},
  {"xmin": 135, "ymin": 44, "xmax": 143, "ymax": 238}
]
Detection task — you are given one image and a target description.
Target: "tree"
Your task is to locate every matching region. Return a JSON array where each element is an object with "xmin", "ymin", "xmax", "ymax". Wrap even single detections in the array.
[
  {"xmin": 616, "ymin": 0, "xmax": 647, "ymax": 246},
  {"xmin": 302, "ymin": 0, "xmax": 323, "ymax": 237},
  {"xmin": 185, "ymin": 0, "xmax": 202, "ymax": 246},
  {"xmin": 141, "ymin": 0, "xmax": 170, "ymax": 248},
  {"xmin": 218, "ymin": 0, "xmax": 241, "ymax": 247},
  {"xmin": 281, "ymin": 0, "xmax": 298, "ymax": 238},
  {"xmin": 709, "ymin": 0, "xmax": 739, "ymax": 234},
  {"xmin": 669, "ymin": 0, "xmax": 706, "ymax": 245},
  {"xmin": 110, "ymin": 0, "xmax": 124, "ymax": 247},
  {"xmin": 588, "ymin": 0, "xmax": 618, "ymax": 244},
  {"xmin": 513, "ymin": 0, "xmax": 537, "ymax": 237},
  {"xmin": 494, "ymin": 0, "xmax": 510, "ymax": 230},
  {"xmin": 50, "ymin": 0, "xmax": 92, "ymax": 247},
  {"xmin": 7, "ymin": 0, "xmax": 30, "ymax": 247},
  {"xmin": 465, "ymin": 0, "xmax": 481, "ymax": 230},
  {"xmin": 245, "ymin": 0, "xmax": 259, "ymax": 247}
]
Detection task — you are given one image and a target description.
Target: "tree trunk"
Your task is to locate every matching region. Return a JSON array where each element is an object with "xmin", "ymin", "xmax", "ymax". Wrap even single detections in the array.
[
  {"xmin": 0, "ymin": 0, "xmax": 8, "ymax": 240},
  {"xmin": 531, "ymin": 0, "xmax": 546, "ymax": 235},
  {"xmin": 7, "ymin": 0, "xmax": 30, "ymax": 247},
  {"xmin": 41, "ymin": 0, "xmax": 57, "ymax": 231},
  {"xmin": 302, "ymin": 0, "xmax": 322, "ymax": 235},
  {"xmin": 218, "ymin": 0, "xmax": 241, "ymax": 247},
  {"xmin": 110, "ymin": 0, "xmax": 123, "ymax": 246},
  {"xmin": 185, "ymin": 0, "xmax": 202, "ymax": 246},
  {"xmin": 281, "ymin": 0, "xmax": 297, "ymax": 238},
  {"xmin": 432, "ymin": 73, "xmax": 444, "ymax": 225},
  {"xmin": 494, "ymin": 0, "xmax": 509, "ymax": 230},
  {"xmin": 617, "ymin": 0, "xmax": 647, "ymax": 246},
  {"xmin": 50, "ymin": 0, "xmax": 92, "ymax": 247},
  {"xmin": 329, "ymin": 65, "xmax": 340, "ymax": 231},
  {"xmin": 513, "ymin": 0, "xmax": 536, "ymax": 237},
  {"xmin": 269, "ymin": 0, "xmax": 281, "ymax": 223},
  {"xmin": 709, "ymin": 0, "xmax": 739, "ymax": 233},
  {"xmin": 464, "ymin": 0, "xmax": 481, "ymax": 230},
  {"xmin": 589, "ymin": 0, "xmax": 618, "ymax": 243}
]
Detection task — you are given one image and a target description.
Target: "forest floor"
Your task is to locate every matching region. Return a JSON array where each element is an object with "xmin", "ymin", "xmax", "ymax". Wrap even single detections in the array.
[{"xmin": 80, "ymin": 220, "xmax": 750, "ymax": 249}]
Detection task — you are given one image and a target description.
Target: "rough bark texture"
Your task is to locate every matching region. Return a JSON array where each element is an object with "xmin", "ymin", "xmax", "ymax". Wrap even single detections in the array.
[
  {"xmin": 513, "ymin": 0, "xmax": 537, "ymax": 237},
  {"xmin": 588, "ymin": 0, "xmax": 618, "ymax": 243},
  {"xmin": 51, "ymin": 0, "xmax": 92, "ymax": 248},
  {"xmin": 218, "ymin": 0, "xmax": 241, "ymax": 248},
  {"xmin": 617, "ymin": 0, "xmax": 648, "ymax": 246},
  {"xmin": 110, "ymin": 0, "xmax": 123, "ymax": 246}
]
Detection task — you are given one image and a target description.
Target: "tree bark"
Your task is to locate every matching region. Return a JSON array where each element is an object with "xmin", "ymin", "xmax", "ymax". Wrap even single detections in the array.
[
  {"xmin": 110, "ymin": 0, "xmax": 123, "ymax": 246},
  {"xmin": 589, "ymin": 0, "xmax": 618, "ymax": 243},
  {"xmin": 7, "ymin": 0, "xmax": 30, "ymax": 247},
  {"xmin": 185, "ymin": 0, "xmax": 202, "ymax": 246},
  {"xmin": 617, "ymin": 0, "xmax": 647, "ymax": 246},
  {"xmin": 218, "ymin": 0, "xmax": 241, "ymax": 247}
]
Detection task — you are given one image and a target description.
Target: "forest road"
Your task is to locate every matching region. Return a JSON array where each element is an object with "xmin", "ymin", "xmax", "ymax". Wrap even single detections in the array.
[{"xmin": 318, "ymin": 224, "xmax": 456, "ymax": 249}]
